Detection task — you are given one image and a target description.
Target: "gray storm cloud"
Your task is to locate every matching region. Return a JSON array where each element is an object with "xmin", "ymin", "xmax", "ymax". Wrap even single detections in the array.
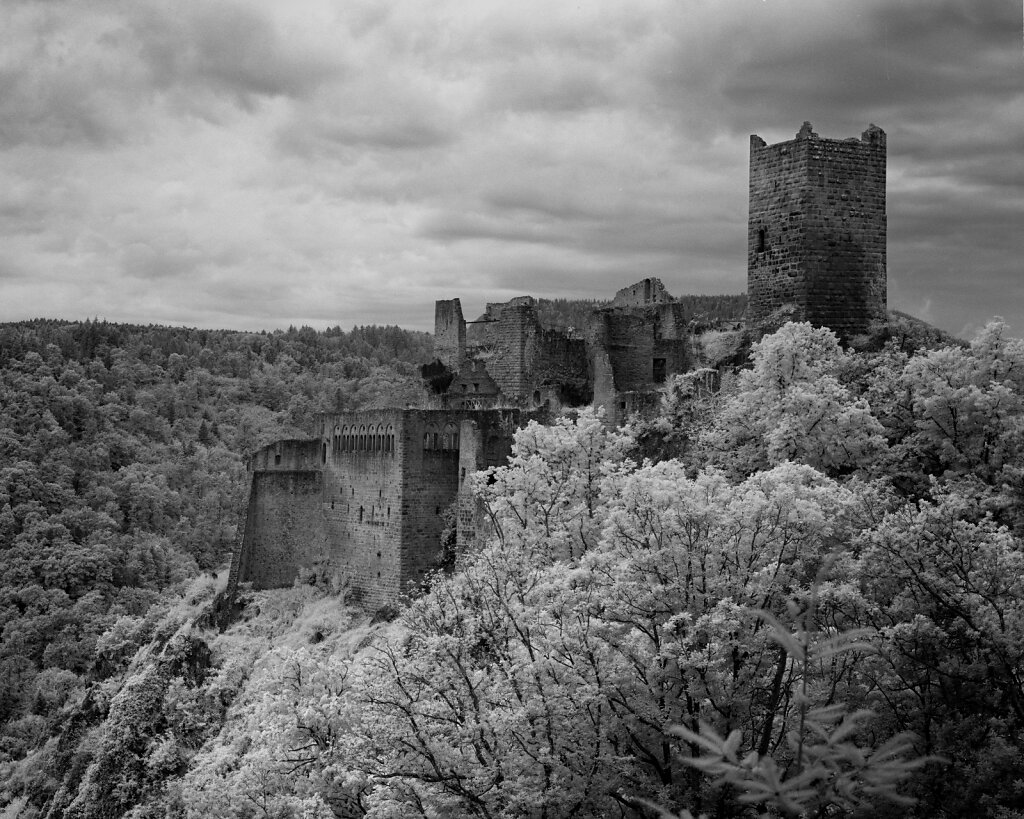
[{"xmin": 0, "ymin": 0, "xmax": 1020, "ymax": 335}]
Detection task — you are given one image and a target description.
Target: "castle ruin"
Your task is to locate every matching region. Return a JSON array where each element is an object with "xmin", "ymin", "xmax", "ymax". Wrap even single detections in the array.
[{"xmin": 226, "ymin": 122, "xmax": 887, "ymax": 607}]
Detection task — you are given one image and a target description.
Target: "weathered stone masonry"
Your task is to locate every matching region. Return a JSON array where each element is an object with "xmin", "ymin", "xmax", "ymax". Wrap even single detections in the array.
[{"xmin": 748, "ymin": 121, "xmax": 886, "ymax": 340}]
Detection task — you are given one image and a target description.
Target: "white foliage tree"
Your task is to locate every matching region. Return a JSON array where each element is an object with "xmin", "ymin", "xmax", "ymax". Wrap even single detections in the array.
[{"xmin": 700, "ymin": 323, "xmax": 887, "ymax": 478}]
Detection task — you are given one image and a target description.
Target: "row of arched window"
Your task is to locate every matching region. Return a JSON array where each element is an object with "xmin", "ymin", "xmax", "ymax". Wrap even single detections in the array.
[
  {"xmin": 423, "ymin": 422, "xmax": 459, "ymax": 451},
  {"xmin": 320, "ymin": 420, "xmax": 463, "ymax": 458},
  {"xmin": 329, "ymin": 424, "xmax": 396, "ymax": 455}
]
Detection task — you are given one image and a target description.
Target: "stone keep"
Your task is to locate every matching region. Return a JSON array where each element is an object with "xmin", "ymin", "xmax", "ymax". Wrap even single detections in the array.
[{"xmin": 748, "ymin": 121, "xmax": 886, "ymax": 340}]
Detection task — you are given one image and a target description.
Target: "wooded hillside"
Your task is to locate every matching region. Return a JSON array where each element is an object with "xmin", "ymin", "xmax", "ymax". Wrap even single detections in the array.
[
  {"xmin": 5, "ymin": 316, "xmax": 1024, "ymax": 818},
  {"xmin": 0, "ymin": 319, "xmax": 430, "ymax": 782}
]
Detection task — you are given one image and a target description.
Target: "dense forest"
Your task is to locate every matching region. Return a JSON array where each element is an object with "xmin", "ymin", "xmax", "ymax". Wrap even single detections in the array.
[
  {"xmin": 0, "ymin": 318, "xmax": 431, "ymax": 811},
  {"xmin": 4, "ymin": 314, "xmax": 1024, "ymax": 818}
]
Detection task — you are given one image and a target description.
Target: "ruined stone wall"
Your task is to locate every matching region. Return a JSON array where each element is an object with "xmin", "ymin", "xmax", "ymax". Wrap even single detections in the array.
[
  {"xmin": 748, "ymin": 122, "xmax": 886, "ymax": 340},
  {"xmin": 588, "ymin": 302, "xmax": 690, "ymax": 424},
  {"xmin": 398, "ymin": 411, "xmax": 461, "ymax": 593},
  {"xmin": 612, "ymin": 277, "xmax": 672, "ymax": 307},
  {"xmin": 433, "ymin": 299, "xmax": 466, "ymax": 369},
  {"xmin": 591, "ymin": 347, "xmax": 620, "ymax": 424},
  {"xmin": 440, "ymin": 296, "xmax": 590, "ymax": 409},
  {"xmin": 484, "ymin": 296, "xmax": 535, "ymax": 321},
  {"xmin": 590, "ymin": 307, "xmax": 688, "ymax": 392},
  {"xmin": 455, "ymin": 420, "xmax": 488, "ymax": 548},
  {"xmin": 234, "ymin": 470, "xmax": 325, "ymax": 590},
  {"xmin": 399, "ymin": 408, "xmax": 530, "ymax": 588},
  {"xmin": 454, "ymin": 410, "xmax": 538, "ymax": 548},
  {"xmin": 531, "ymin": 331, "xmax": 590, "ymax": 406},
  {"xmin": 446, "ymin": 361, "xmax": 501, "ymax": 409},
  {"xmin": 228, "ymin": 439, "xmax": 326, "ymax": 594},
  {"xmin": 481, "ymin": 302, "xmax": 537, "ymax": 402},
  {"xmin": 654, "ymin": 302, "xmax": 688, "ymax": 341},
  {"xmin": 249, "ymin": 439, "xmax": 323, "ymax": 472}
]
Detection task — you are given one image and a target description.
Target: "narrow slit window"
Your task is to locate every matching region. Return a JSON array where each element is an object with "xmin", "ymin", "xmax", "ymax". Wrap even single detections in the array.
[{"xmin": 757, "ymin": 228, "xmax": 766, "ymax": 253}]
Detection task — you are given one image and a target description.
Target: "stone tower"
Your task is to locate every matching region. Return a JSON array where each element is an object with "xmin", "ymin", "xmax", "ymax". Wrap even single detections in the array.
[{"xmin": 748, "ymin": 121, "xmax": 886, "ymax": 340}]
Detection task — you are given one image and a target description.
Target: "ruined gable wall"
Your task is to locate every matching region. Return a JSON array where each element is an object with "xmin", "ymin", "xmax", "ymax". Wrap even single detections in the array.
[{"xmin": 748, "ymin": 123, "xmax": 886, "ymax": 340}]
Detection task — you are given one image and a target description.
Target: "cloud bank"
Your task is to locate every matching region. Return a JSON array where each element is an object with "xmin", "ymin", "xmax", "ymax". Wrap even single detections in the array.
[{"xmin": 0, "ymin": 0, "xmax": 1020, "ymax": 336}]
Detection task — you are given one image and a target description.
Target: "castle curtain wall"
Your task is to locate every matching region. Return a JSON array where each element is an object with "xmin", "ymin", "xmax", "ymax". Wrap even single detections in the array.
[{"xmin": 320, "ymin": 410, "xmax": 405, "ymax": 607}]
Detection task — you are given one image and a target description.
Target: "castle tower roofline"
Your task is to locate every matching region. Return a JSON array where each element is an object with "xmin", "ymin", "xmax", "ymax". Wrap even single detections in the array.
[{"xmin": 750, "ymin": 123, "xmax": 886, "ymax": 151}]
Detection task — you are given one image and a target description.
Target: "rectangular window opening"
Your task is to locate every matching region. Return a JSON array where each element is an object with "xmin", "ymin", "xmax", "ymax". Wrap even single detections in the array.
[{"xmin": 653, "ymin": 358, "xmax": 667, "ymax": 384}]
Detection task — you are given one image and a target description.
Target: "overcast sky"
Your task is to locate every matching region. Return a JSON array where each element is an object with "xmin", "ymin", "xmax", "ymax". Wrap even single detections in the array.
[{"xmin": 0, "ymin": 0, "xmax": 1020, "ymax": 337}]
